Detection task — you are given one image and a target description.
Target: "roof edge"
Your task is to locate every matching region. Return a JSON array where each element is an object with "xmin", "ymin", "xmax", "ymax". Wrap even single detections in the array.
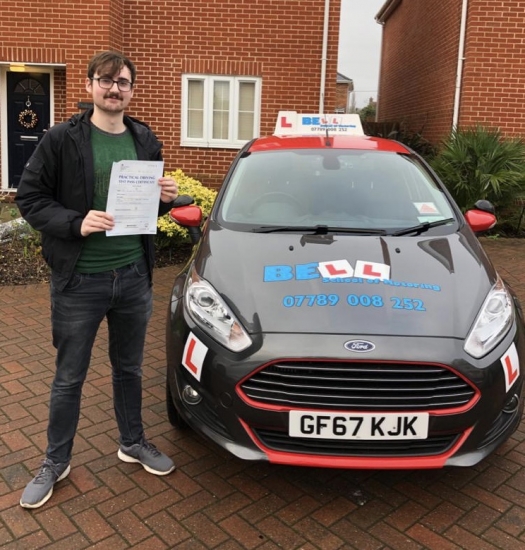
[{"xmin": 376, "ymin": 0, "xmax": 402, "ymax": 24}]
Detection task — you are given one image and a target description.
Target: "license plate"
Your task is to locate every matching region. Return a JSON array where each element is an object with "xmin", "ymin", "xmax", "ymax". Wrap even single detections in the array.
[{"xmin": 289, "ymin": 411, "xmax": 429, "ymax": 440}]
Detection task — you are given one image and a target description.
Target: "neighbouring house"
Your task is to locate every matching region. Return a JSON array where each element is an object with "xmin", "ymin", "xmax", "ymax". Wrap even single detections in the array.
[
  {"xmin": 335, "ymin": 72, "xmax": 354, "ymax": 113},
  {"xmin": 375, "ymin": 0, "xmax": 525, "ymax": 146},
  {"xmin": 0, "ymin": 0, "xmax": 342, "ymax": 192}
]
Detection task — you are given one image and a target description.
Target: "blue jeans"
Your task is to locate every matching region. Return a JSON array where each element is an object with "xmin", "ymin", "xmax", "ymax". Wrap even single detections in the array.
[{"xmin": 46, "ymin": 257, "xmax": 153, "ymax": 464}]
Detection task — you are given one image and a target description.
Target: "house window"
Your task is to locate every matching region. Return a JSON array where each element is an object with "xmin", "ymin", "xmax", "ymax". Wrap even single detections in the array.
[{"xmin": 182, "ymin": 75, "xmax": 261, "ymax": 148}]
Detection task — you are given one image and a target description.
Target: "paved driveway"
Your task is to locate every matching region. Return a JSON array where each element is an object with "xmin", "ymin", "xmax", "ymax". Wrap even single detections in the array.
[{"xmin": 1, "ymin": 238, "xmax": 525, "ymax": 549}]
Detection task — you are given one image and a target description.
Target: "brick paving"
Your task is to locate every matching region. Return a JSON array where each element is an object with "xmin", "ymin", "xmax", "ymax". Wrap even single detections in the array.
[{"xmin": 1, "ymin": 238, "xmax": 525, "ymax": 549}]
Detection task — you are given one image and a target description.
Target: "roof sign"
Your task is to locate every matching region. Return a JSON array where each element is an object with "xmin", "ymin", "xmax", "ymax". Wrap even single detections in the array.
[{"xmin": 274, "ymin": 111, "xmax": 365, "ymax": 136}]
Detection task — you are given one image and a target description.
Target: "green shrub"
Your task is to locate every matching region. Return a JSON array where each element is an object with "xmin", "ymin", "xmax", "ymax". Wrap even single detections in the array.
[
  {"xmin": 363, "ymin": 121, "xmax": 437, "ymax": 161},
  {"xmin": 431, "ymin": 126, "xmax": 525, "ymax": 214},
  {"xmin": 156, "ymin": 169, "xmax": 217, "ymax": 249}
]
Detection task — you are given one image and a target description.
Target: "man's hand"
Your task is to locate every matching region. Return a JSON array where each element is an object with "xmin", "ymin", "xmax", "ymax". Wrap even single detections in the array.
[
  {"xmin": 81, "ymin": 210, "xmax": 115, "ymax": 236},
  {"xmin": 159, "ymin": 176, "xmax": 179, "ymax": 203}
]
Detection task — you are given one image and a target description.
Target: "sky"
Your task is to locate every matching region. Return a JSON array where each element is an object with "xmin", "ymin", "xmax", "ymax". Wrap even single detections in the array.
[{"xmin": 338, "ymin": 0, "xmax": 385, "ymax": 108}]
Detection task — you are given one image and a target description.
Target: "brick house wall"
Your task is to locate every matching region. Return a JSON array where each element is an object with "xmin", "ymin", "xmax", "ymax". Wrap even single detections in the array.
[
  {"xmin": 335, "ymin": 72, "xmax": 353, "ymax": 113},
  {"xmin": 376, "ymin": 0, "xmax": 525, "ymax": 146},
  {"xmin": 460, "ymin": 0, "xmax": 525, "ymax": 135},
  {"xmin": 0, "ymin": 0, "xmax": 341, "ymax": 190},
  {"xmin": 376, "ymin": 0, "xmax": 461, "ymax": 145}
]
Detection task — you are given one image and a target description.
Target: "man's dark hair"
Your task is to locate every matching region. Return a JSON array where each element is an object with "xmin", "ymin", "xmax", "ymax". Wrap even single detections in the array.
[{"xmin": 87, "ymin": 51, "xmax": 137, "ymax": 84}]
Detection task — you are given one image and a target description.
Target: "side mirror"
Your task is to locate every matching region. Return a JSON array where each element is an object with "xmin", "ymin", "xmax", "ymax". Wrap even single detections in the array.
[
  {"xmin": 169, "ymin": 205, "xmax": 203, "ymax": 244},
  {"xmin": 464, "ymin": 208, "xmax": 497, "ymax": 233},
  {"xmin": 473, "ymin": 199, "xmax": 495, "ymax": 214},
  {"xmin": 171, "ymin": 194, "xmax": 194, "ymax": 208}
]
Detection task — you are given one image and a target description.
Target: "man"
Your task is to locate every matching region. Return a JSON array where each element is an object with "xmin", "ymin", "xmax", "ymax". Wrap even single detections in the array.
[{"xmin": 16, "ymin": 51, "xmax": 178, "ymax": 509}]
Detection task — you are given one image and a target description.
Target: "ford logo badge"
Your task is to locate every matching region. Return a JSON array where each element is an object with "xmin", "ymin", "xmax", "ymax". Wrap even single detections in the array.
[{"xmin": 344, "ymin": 340, "xmax": 375, "ymax": 353}]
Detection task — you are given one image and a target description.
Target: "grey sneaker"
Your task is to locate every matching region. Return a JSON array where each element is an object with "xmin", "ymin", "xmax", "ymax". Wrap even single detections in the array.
[
  {"xmin": 20, "ymin": 459, "xmax": 71, "ymax": 509},
  {"xmin": 117, "ymin": 439, "xmax": 175, "ymax": 475}
]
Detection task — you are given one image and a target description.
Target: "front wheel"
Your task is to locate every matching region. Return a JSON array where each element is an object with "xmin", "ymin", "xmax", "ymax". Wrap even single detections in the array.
[{"xmin": 166, "ymin": 377, "xmax": 188, "ymax": 429}]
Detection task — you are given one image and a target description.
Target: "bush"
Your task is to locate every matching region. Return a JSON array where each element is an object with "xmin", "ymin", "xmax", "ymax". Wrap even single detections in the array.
[
  {"xmin": 363, "ymin": 121, "xmax": 437, "ymax": 161},
  {"xmin": 431, "ymin": 126, "xmax": 525, "ymax": 214},
  {"xmin": 156, "ymin": 169, "xmax": 217, "ymax": 249}
]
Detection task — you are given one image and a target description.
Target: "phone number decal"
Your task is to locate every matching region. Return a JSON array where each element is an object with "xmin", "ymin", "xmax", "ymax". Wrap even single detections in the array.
[
  {"xmin": 283, "ymin": 294, "xmax": 340, "ymax": 307},
  {"xmin": 282, "ymin": 294, "xmax": 426, "ymax": 311}
]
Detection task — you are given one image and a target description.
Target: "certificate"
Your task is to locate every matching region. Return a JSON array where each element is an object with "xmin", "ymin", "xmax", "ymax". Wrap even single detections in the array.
[{"xmin": 105, "ymin": 160, "xmax": 164, "ymax": 236}]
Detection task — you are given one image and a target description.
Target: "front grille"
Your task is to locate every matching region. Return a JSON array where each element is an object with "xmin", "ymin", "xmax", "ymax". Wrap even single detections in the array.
[
  {"xmin": 254, "ymin": 428, "xmax": 459, "ymax": 457},
  {"xmin": 240, "ymin": 361, "xmax": 476, "ymax": 411}
]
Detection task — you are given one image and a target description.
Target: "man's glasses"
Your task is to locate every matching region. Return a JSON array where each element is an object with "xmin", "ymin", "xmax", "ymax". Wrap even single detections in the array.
[{"xmin": 91, "ymin": 77, "xmax": 133, "ymax": 92}]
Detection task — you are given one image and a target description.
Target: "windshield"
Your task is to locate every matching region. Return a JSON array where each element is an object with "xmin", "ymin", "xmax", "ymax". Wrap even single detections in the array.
[{"xmin": 218, "ymin": 149, "xmax": 456, "ymax": 233}]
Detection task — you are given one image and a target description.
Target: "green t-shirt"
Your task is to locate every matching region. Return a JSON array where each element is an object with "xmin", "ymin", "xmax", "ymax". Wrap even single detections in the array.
[{"xmin": 75, "ymin": 125, "xmax": 144, "ymax": 273}]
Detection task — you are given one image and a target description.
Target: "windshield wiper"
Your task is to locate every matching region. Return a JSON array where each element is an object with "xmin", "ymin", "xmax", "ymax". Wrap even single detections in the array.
[
  {"xmin": 252, "ymin": 225, "xmax": 387, "ymax": 235},
  {"xmin": 391, "ymin": 218, "xmax": 455, "ymax": 236}
]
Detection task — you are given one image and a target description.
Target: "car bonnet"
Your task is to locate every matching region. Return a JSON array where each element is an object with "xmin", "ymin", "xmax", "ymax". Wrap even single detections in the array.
[{"xmin": 195, "ymin": 227, "xmax": 496, "ymax": 338}]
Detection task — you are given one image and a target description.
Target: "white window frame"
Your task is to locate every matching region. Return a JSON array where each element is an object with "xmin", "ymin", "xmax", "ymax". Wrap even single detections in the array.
[{"xmin": 181, "ymin": 74, "xmax": 261, "ymax": 148}]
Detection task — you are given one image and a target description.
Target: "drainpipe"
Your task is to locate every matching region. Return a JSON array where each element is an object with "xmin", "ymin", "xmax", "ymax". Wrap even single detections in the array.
[
  {"xmin": 319, "ymin": 0, "xmax": 330, "ymax": 113},
  {"xmin": 452, "ymin": 0, "xmax": 468, "ymax": 130}
]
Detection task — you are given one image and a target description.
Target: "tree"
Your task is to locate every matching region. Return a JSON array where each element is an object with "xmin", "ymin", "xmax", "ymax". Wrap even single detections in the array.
[{"xmin": 358, "ymin": 98, "xmax": 376, "ymax": 122}]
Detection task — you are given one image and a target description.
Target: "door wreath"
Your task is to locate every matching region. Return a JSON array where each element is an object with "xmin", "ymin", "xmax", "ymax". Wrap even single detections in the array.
[{"xmin": 18, "ymin": 108, "xmax": 38, "ymax": 129}]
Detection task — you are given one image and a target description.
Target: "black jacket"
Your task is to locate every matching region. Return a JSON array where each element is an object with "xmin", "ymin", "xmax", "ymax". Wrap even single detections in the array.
[{"xmin": 15, "ymin": 109, "xmax": 172, "ymax": 290}]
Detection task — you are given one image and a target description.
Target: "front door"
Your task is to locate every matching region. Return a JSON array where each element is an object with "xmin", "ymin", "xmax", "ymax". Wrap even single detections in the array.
[{"xmin": 7, "ymin": 72, "xmax": 50, "ymax": 188}]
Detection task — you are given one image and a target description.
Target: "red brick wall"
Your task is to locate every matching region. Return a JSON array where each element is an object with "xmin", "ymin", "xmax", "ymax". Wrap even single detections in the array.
[
  {"xmin": 460, "ymin": 0, "xmax": 525, "ymax": 137},
  {"xmin": 54, "ymin": 68, "xmax": 67, "ymax": 124},
  {"xmin": 377, "ymin": 0, "xmax": 461, "ymax": 145},
  {"xmin": 378, "ymin": 0, "xmax": 525, "ymax": 146},
  {"xmin": 335, "ymin": 83, "xmax": 352, "ymax": 113},
  {"xmin": 1, "ymin": 0, "xmax": 341, "ymax": 189}
]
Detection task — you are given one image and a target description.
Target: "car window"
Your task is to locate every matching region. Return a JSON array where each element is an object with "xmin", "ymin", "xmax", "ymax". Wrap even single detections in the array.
[{"xmin": 219, "ymin": 150, "xmax": 456, "ymax": 230}]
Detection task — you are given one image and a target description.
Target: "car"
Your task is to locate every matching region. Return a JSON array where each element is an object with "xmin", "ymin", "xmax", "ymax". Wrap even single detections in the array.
[{"xmin": 165, "ymin": 111, "xmax": 525, "ymax": 469}]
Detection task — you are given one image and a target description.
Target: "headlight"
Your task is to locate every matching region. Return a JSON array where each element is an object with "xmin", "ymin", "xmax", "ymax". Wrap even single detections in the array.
[
  {"xmin": 184, "ymin": 267, "xmax": 251, "ymax": 352},
  {"xmin": 464, "ymin": 275, "xmax": 514, "ymax": 358}
]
